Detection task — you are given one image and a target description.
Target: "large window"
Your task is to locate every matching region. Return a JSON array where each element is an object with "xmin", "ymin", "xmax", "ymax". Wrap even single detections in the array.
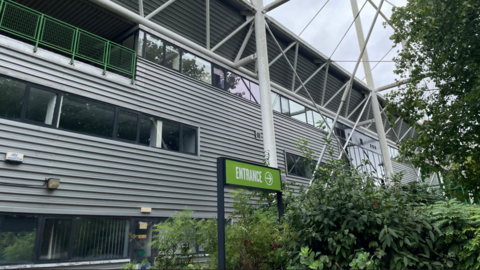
[
  {"xmin": 286, "ymin": 153, "xmax": 316, "ymax": 178},
  {"xmin": 182, "ymin": 52, "xmax": 212, "ymax": 84},
  {"xmin": 0, "ymin": 75, "xmax": 198, "ymax": 155},
  {"xmin": 0, "ymin": 215, "xmax": 38, "ymax": 264},
  {"xmin": 59, "ymin": 94, "xmax": 115, "ymax": 138},
  {"xmin": 138, "ymin": 31, "xmax": 261, "ymax": 105}
]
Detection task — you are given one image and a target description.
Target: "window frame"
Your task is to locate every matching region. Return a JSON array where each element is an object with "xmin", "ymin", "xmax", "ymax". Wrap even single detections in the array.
[
  {"xmin": 0, "ymin": 75, "xmax": 199, "ymax": 156},
  {"xmin": 284, "ymin": 152, "xmax": 317, "ymax": 179}
]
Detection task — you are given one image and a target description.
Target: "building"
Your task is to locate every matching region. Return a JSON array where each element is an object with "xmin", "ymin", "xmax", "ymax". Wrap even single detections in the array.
[{"xmin": 0, "ymin": 0, "xmax": 420, "ymax": 268}]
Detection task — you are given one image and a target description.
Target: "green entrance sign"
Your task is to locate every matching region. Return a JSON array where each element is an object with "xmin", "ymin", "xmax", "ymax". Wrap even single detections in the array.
[{"xmin": 225, "ymin": 159, "xmax": 281, "ymax": 192}]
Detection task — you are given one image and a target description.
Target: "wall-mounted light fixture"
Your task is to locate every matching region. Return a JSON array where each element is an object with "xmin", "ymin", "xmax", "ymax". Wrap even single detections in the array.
[{"xmin": 46, "ymin": 178, "xmax": 61, "ymax": 189}]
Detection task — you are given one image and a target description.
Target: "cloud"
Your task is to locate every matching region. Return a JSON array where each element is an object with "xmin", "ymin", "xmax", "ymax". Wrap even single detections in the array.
[{"xmin": 264, "ymin": 0, "xmax": 408, "ymax": 92}]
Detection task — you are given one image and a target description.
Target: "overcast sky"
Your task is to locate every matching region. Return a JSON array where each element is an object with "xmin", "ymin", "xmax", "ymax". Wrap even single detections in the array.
[{"xmin": 263, "ymin": 0, "xmax": 408, "ymax": 91}]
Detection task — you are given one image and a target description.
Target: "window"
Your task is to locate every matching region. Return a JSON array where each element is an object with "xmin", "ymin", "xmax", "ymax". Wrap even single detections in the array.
[
  {"xmin": 25, "ymin": 87, "xmax": 57, "ymax": 125},
  {"xmin": 117, "ymin": 110, "xmax": 138, "ymax": 142},
  {"xmin": 59, "ymin": 94, "xmax": 115, "ymax": 138},
  {"xmin": 271, "ymin": 92, "xmax": 281, "ymax": 112},
  {"xmin": 306, "ymin": 110, "xmax": 314, "ymax": 125},
  {"xmin": 286, "ymin": 153, "xmax": 316, "ymax": 178},
  {"xmin": 312, "ymin": 111, "xmax": 334, "ymax": 131},
  {"xmin": 0, "ymin": 75, "xmax": 26, "ymax": 120},
  {"xmin": 39, "ymin": 219, "xmax": 72, "ymax": 260},
  {"xmin": 0, "ymin": 214, "xmax": 38, "ymax": 264},
  {"xmin": 212, "ymin": 66, "xmax": 225, "ymax": 89},
  {"xmin": 165, "ymin": 45, "xmax": 180, "ymax": 70},
  {"xmin": 136, "ymin": 30, "xmax": 144, "ymax": 56},
  {"xmin": 225, "ymin": 72, "xmax": 249, "ymax": 100},
  {"xmin": 389, "ymin": 146, "xmax": 400, "ymax": 159},
  {"xmin": 182, "ymin": 53, "xmax": 212, "ymax": 84},
  {"xmin": 280, "ymin": 96, "xmax": 290, "ymax": 115},
  {"xmin": 289, "ymin": 100, "xmax": 306, "ymax": 123},
  {"xmin": 145, "ymin": 34, "xmax": 164, "ymax": 65},
  {"xmin": 158, "ymin": 120, "xmax": 197, "ymax": 154},
  {"xmin": 72, "ymin": 218, "xmax": 129, "ymax": 260}
]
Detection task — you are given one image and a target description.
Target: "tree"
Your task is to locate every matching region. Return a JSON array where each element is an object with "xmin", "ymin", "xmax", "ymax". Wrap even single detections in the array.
[{"xmin": 387, "ymin": 0, "xmax": 480, "ymax": 202}]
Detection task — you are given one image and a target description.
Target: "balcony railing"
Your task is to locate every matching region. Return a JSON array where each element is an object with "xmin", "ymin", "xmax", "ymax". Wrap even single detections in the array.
[{"xmin": 0, "ymin": 0, "xmax": 136, "ymax": 83}]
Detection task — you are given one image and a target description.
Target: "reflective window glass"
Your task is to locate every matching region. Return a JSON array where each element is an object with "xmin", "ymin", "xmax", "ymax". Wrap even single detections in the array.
[
  {"xmin": 139, "ymin": 115, "xmax": 153, "ymax": 146},
  {"xmin": 59, "ymin": 94, "xmax": 115, "ymax": 138},
  {"xmin": 249, "ymin": 82, "xmax": 260, "ymax": 104},
  {"xmin": 225, "ymin": 72, "xmax": 250, "ymax": 101},
  {"xmin": 286, "ymin": 153, "xmax": 316, "ymax": 178},
  {"xmin": 164, "ymin": 45, "xmax": 180, "ymax": 70},
  {"xmin": 145, "ymin": 34, "xmax": 164, "ymax": 65},
  {"xmin": 39, "ymin": 219, "xmax": 72, "ymax": 260},
  {"xmin": 0, "ymin": 214, "xmax": 38, "ymax": 264},
  {"xmin": 0, "ymin": 75, "xmax": 26, "ymax": 120},
  {"xmin": 313, "ymin": 111, "xmax": 333, "ymax": 131},
  {"xmin": 280, "ymin": 96, "xmax": 289, "ymax": 115},
  {"xmin": 289, "ymin": 100, "xmax": 306, "ymax": 122},
  {"xmin": 162, "ymin": 121, "xmax": 180, "ymax": 151},
  {"xmin": 133, "ymin": 221, "xmax": 153, "ymax": 259},
  {"xmin": 182, "ymin": 53, "xmax": 212, "ymax": 84},
  {"xmin": 25, "ymin": 88, "xmax": 57, "ymax": 125},
  {"xmin": 117, "ymin": 111, "xmax": 138, "ymax": 142},
  {"xmin": 212, "ymin": 67, "xmax": 225, "ymax": 89},
  {"xmin": 182, "ymin": 125, "xmax": 196, "ymax": 154},
  {"xmin": 271, "ymin": 92, "xmax": 281, "ymax": 112},
  {"xmin": 72, "ymin": 218, "xmax": 129, "ymax": 260}
]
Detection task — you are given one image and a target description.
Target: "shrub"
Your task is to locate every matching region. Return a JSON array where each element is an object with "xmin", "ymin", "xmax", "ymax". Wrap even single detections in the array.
[
  {"xmin": 279, "ymin": 151, "xmax": 451, "ymax": 269},
  {"xmin": 425, "ymin": 199, "xmax": 480, "ymax": 269}
]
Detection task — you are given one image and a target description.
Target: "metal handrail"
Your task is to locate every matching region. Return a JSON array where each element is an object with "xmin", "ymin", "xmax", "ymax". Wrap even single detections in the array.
[{"xmin": 0, "ymin": 0, "xmax": 136, "ymax": 83}]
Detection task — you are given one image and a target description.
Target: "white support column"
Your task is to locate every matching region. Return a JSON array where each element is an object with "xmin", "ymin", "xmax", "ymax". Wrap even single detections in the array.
[
  {"xmin": 350, "ymin": 0, "xmax": 393, "ymax": 179},
  {"xmin": 252, "ymin": 0, "xmax": 278, "ymax": 168},
  {"xmin": 206, "ymin": 0, "xmax": 210, "ymax": 49},
  {"xmin": 263, "ymin": 0, "xmax": 290, "ymax": 12},
  {"xmin": 235, "ymin": 22, "xmax": 254, "ymax": 62}
]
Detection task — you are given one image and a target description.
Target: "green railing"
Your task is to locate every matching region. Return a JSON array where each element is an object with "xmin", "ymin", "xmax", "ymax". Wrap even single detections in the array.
[{"xmin": 0, "ymin": 0, "xmax": 136, "ymax": 83}]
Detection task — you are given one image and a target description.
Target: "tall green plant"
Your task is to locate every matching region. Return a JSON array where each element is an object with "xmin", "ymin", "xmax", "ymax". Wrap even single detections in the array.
[
  {"xmin": 279, "ymin": 147, "xmax": 451, "ymax": 269},
  {"xmin": 425, "ymin": 199, "xmax": 480, "ymax": 269}
]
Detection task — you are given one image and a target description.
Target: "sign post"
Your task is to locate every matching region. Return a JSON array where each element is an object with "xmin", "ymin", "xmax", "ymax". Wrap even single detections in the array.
[{"xmin": 216, "ymin": 157, "xmax": 283, "ymax": 270}]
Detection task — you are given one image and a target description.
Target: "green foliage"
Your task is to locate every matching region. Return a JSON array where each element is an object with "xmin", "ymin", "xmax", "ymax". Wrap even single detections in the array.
[
  {"xmin": 0, "ymin": 232, "xmax": 36, "ymax": 263},
  {"xmin": 150, "ymin": 209, "xmax": 201, "ymax": 269},
  {"xmin": 284, "ymin": 246, "xmax": 328, "ymax": 270},
  {"xmin": 198, "ymin": 189, "xmax": 284, "ymax": 269},
  {"xmin": 387, "ymin": 0, "xmax": 480, "ymax": 201},
  {"xmin": 279, "ymin": 148, "xmax": 450, "ymax": 269},
  {"xmin": 122, "ymin": 258, "xmax": 150, "ymax": 270},
  {"xmin": 425, "ymin": 200, "xmax": 480, "ymax": 269}
]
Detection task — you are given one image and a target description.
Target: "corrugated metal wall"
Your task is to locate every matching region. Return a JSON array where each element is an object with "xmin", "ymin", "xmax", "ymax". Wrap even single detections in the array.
[{"xmin": 0, "ymin": 37, "xmax": 338, "ymax": 220}]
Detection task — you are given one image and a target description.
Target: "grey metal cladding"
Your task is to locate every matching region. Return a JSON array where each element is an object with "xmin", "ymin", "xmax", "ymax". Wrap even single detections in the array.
[
  {"xmin": 392, "ymin": 160, "xmax": 418, "ymax": 184},
  {"xmin": 0, "ymin": 41, "xmax": 335, "ymax": 218}
]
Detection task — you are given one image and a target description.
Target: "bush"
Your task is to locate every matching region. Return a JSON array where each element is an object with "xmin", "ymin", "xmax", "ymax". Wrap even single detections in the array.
[
  {"xmin": 197, "ymin": 189, "xmax": 284, "ymax": 269},
  {"xmin": 425, "ymin": 199, "xmax": 480, "ymax": 269},
  {"xmin": 278, "ymin": 152, "xmax": 452, "ymax": 269}
]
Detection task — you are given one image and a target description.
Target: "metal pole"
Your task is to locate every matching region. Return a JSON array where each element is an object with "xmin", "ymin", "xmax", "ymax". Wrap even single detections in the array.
[
  {"xmin": 145, "ymin": 0, "xmax": 177, "ymax": 20},
  {"xmin": 138, "ymin": 0, "xmax": 144, "ymax": 17},
  {"xmin": 206, "ymin": 0, "xmax": 210, "ymax": 49},
  {"xmin": 211, "ymin": 17, "xmax": 254, "ymax": 52},
  {"xmin": 269, "ymin": 42, "xmax": 296, "ymax": 67},
  {"xmin": 252, "ymin": 0, "xmax": 278, "ymax": 168},
  {"xmin": 235, "ymin": 22, "xmax": 254, "ymax": 62},
  {"xmin": 350, "ymin": 0, "xmax": 393, "ymax": 179},
  {"xmin": 291, "ymin": 43, "xmax": 299, "ymax": 91},
  {"xmin": 216, "ymin": 158, "xmax": 225, "ymax": 270}
]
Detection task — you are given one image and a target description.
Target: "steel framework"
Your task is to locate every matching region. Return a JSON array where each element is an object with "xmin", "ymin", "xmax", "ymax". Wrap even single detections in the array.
[{"xmin": 90, "ymin": 0, "xmax": 417, "ymax": 182}]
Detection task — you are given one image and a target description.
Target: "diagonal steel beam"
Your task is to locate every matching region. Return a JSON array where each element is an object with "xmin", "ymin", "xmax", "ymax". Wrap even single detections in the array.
[
  {"xmin": 145, "ymin": 0, "xmax": 177, "ymax": 20},
  {"xmin": 235, "ymin": 22, "xmax": 254, "ymax": 62},
  {"xmin": 347, "ymin": 95, "xmax": 369, "ymax": 119},
  {"xmin": 263, "ymin": 0, "xmax": 291, "ymax": 12},
  {"xmin": 265, "ymin": 22, "xmax": 359, "ymax": 175},
  {"xmin": 211, "ymin": 16, "xmax": 255, "ymax": 52},
  {"xmin": 321, "ymin": 61, "xmax": 330, "ymax": 105},
  {"xmin": 268, "ymin": 42, "xmax": 297, "ymax": 67},
  {"xmin": 338, "ymin": 93, "xmax": 372, "ymax": 159},
  {"xmin": 400, "ymin": 126, "xmax": 413, "ymax": 141},
  {"xmin": 293, "ymin": 62, "xmax": 327, "ymax": 93},
  {"xmin": 291, "ymin": 43, "xmax": 299, "ymax": 91},
  {"xmin": 323, "ymin": 82, "xmax": 349, "ymax": 107}
]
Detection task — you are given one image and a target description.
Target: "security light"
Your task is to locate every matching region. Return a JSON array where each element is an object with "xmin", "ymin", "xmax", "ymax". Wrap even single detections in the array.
[{"xmin": 46, "ymin": 178, "xmax": 60, "ymax": 190}]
